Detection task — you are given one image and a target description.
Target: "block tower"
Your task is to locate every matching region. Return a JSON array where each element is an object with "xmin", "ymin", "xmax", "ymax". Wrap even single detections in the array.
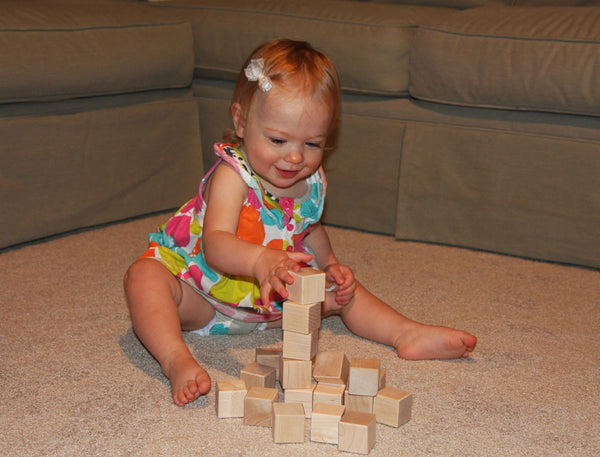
[
  {"xmin": 215, "ymin": 266, "xmax": 413, "ymax": 454},
  {"xmin": 279, "ymin": 267, "xmax": 325, "ymax": 391}
]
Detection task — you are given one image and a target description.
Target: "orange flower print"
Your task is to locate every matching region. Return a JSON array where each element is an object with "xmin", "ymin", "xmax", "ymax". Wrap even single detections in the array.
[{"xmin": 237, "ymin": 205, "xmax": 265, "ymax": 245}]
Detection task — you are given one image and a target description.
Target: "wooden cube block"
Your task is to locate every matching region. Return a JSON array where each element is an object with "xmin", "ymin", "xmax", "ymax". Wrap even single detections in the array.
[
  {"xmin": 348, "ymin": 358, "xmax": 380, "ymax": 396},
  {"xmin": 284, "ymin": 383, "xmax": 316, "ymax": 418},
  {"xmin": 344, "ymin": 389, "xmax": 375, "ymax": 414},
  {"xmin": 338, "ymin": 411, "xmax": 376, "ymax": 454},
  {"xmin": 310, "ymin": 403, "xmax": 345, "ymax": 444},
  {"xmin": 374, "ymin": 386, "xmax": 413, "ymax": 427},
  {"xmin": 313, "ymin": 351, "xmax": 349, "ymax": 385},
  {"xmin": 282, "ymin": 300, "xmax": 321, "ymax": 334},
  {"xmin": 287, "ymin": 267, "xmax": 326, "ymax": 305},
  {"xmin": 283, "ymin": 330, "xmax": 319, "ymax": 361},
  {"xmin": 244, "ymin": 386, "xmax": 279, "ymax": 427},
  {"xmin": 240, "ymin": 362, "xmax": 276, "ymax": 389},
  {"xmin": 280, "ymin": 358, "xmax": 313, "ymax": 390},
  {"xmin": 313, "ymin": 383, "xmax": 345, "ymax": 406},
  {"xmin": 255, "ymin": 347, "xmax": 282, "ymax": 380},
  {"xmin": 272, "ymin": 403, "xmax": 306, "ymax": 443},
  {"xmin": 379, "ymin": 369, "xmax": 386, "ymax": 390},
  {"xmin": 215, "ymin": 379, "xmax": 247, "ymax": 418}
]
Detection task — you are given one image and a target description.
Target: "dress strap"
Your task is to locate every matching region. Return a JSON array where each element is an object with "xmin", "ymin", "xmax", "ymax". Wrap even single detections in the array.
[{"xmin": 214, "ymin": 143, "xmax": 259, "ymax": 190}]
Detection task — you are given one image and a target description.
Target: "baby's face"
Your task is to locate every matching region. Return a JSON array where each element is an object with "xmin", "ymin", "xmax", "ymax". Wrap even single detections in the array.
[{"xmin": 235, "ymin": 83, "xmax": 332, "ymax": 196}]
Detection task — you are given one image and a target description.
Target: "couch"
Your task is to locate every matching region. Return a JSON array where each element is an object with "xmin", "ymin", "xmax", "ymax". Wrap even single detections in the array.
[{"xmin": 1, "ymin": 0, "xmax": 599, "ymax": 269}]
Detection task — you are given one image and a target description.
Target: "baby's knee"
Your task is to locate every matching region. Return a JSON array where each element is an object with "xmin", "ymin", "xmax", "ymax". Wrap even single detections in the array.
[
  {"xmin": 123, "ymin": 258, "xmax": 157, "ymax": 292},
  {"xmin": 123, "ymin": 260, "xmax": 140, "ymax": 291}
]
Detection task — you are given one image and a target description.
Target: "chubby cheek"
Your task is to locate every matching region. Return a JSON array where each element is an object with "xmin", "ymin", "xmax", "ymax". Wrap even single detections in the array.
[
  {"xmin": 247, "ymin": 145, "xmax": 276, "ymax": 171},
  {"xmin": 304, "ymin": 151, "xmax": 323, "ymax": 173}
]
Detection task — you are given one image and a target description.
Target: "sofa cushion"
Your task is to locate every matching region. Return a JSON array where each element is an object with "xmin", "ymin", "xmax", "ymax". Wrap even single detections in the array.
[
  {"xmin": 409, "ymin": 7, "xmax": 600, "ymax": 116},
  {"xmin": 0, "ymin": 0, "xmax": 194, "ymax": 103},
  {"xmin": 151, "ymin": 0, "xmax": 453, "ymax": 96}
]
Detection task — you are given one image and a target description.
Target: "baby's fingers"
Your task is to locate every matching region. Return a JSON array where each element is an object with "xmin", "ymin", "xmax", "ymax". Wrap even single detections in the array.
[
  {"xmin": 285, "ymin": 252, "xmax": 313, "ymax": 271},
  {"xmin": 338, "ymin": 281, "xmax": 356, "ymax": 301},
  {"xmin": 326, "ymin": 268, "xmax": 345, "ymax": 287},
  {"xmin": 260, "ymin": 268, "xmax": 290, "ymax": 305}
]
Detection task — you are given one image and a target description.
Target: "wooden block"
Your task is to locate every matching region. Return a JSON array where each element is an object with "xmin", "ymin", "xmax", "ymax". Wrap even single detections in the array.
[
  {"xmin": 287, "ymin": 267, "xmax": 326, "ymax": 305},
  {"xmin": 374, "ymin": 386, "xmax": 413, "ymax": 427},
  {"xmin": 272, "ymin": 402, "xmax": 306, "ymax": 443},
  {"xmin": 344, "ymin": 389, "xmax": 375, "ymax": 414},
  {"xmin": 280, "ymin": 358, "xmax": 313, "ymax": 390},
  {"xmin": 310, "ymin": 403, "xmax": 345, "ymax": 444},
  {"xmin": 244, "ymin": 386, "xmax": 279, "ymax": 427},
  {"xmin": 255, "ymin": 347, "xmax": 282, "ymax": 380},
  {"xmin": 284, "ymin": 383, "xmax": 316, "ymax": 418},
  {"xmin": 379, "ymin": 369, "xmax": 386, "ymax": 390},
  {"xmin": 313, "ymin": 351, "xmax": 349, "ymax": 385},
  {"xmin": 348, "ymin": 358, "xmax": 380, "ymax": 396},
  {"xmin": 282, "ymin": 300, "xmax": 321, "ymax": 334},
  {"xmin": 215, "ymin": 379, "xmax": 247, "ymax": 418},
  {"xmin": 313, "ymin": 383, "xmax": 345, "ymax": 407},
  {"xmin": 282, "ymin": 330, "xmax": 319, "ymax": 361},
  {"xmin": 240, "ymin": 362, "xmax": 276, "ymax": 389},
  {"xmin": 338, "ymin": 411, "xmax": 376, "ymax": 455}
]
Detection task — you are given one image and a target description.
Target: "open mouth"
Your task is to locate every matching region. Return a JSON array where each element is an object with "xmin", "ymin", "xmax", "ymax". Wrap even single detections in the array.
[{"xmin": 276, "ymin": 168, "xmax": 300, "ymax": 179}]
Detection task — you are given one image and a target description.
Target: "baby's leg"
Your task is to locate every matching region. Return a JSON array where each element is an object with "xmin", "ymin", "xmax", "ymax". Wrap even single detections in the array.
[
  {"xmin": 326, "ymin": 282, "xmax": 477, "ymax": 360},
  {"xmin": 123, "ymin": 258, "xmax": 215, "ymax": 406}
]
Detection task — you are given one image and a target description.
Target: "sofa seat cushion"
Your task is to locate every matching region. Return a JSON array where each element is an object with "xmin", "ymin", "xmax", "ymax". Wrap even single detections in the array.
[
  {"xmin": 409, "ymin": 6, "xmax": 600, "ymax": 116},
  {"xmin": 151, "ymin": 0, "xmax": 454, "ymax": 96},
  {"xmin": 0, "ymin": 0, "xmax": 194, "ymax": 103}
]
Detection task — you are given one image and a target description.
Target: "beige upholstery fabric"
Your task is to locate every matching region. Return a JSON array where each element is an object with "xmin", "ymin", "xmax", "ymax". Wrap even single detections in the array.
[
  {"xmin": 152, "ymin": 0, "xmax": 453, "ymax": 96},
  {"xmin": 0, "ymin": 0, "xmax": 201, "ymax": 249},
  {"xmin": 393, "ymin": 99, "xmax": 600, "ymax": 268},
  {"xmin": 410, "ymin": 7, "xmax": 600, "ymax": 116},
  {"xmin": 0, "ymin": 0, "xmax": 194, "ymax": 103},
  {"xmin": 1, "ymin": 92, "xmax": 203, "ymax": 248}
]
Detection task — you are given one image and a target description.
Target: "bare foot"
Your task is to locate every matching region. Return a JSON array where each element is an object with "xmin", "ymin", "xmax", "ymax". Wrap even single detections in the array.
[
  {"xmin": 394, "ymin": 323, "xmax": 477, "ymax": 360},
  {"xmin": 162, "ymin": 350, "xmax": 212, "ymax": 406}
]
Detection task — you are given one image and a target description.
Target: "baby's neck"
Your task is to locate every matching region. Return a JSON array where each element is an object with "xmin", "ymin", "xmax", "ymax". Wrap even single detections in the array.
[{"xmin": 260, "ymin": 177, "xmax": 308, "ymax": 199}]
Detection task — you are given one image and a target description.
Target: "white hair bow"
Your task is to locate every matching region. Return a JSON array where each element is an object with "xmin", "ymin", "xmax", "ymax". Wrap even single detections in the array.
[{"xmin": 244, "ymin": 58, "xmax": 273, "ymax": 92}]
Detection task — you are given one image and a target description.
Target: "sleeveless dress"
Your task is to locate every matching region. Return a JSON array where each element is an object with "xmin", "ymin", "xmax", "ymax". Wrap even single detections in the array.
[{"xmin": 140, "ymin": 143, "xmax": 327, "ymax": 324}]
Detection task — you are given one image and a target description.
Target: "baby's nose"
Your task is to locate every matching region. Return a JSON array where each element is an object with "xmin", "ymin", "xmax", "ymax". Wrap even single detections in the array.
[{"xmin": 285, "ymin": 147, "xmax": 303, "ymax": 163}]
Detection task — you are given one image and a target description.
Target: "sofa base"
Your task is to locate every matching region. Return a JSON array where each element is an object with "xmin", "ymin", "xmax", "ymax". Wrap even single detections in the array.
[
  {"xmin": 392, "ymin": 100, "xmax": 600, "ymax": 269},
  {"xmin": 1, "ymin": 89, "xmax": 203, "ymax": 249}
]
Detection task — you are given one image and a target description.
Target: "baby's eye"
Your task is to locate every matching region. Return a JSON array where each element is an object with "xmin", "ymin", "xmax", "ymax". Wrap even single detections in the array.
[
  {"xmin": 306, "ymin": 141, "xmax": 323, "ymax": 149},
  {"xmin": 270, "ymin": 138, "xmax": 286, "ymax": 145}
]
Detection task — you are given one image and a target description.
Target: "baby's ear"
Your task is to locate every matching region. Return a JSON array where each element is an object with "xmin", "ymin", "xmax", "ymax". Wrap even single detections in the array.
[{"xmin": 231, "ymin": 102, "xmax": 246, "ymax": 139}]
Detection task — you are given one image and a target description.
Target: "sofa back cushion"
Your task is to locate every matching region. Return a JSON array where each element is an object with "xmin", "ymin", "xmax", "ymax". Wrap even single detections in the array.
[
  {"xmin": 409, "ymin": 6, "xmax": 600, "ymax": 116},
  {"xmin": 0, "ymin": 0, "xmax": 194, "ymax": 103},
  {"xmin": 152, "ymin": 0, "xmax": 454, "ymax": 97}
]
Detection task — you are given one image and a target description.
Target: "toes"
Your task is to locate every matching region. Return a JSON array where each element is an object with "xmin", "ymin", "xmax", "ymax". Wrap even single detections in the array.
[
  {"xmin": 173, "ymin": 381, "xmax": 202, "ymax": 407},
  {"xmin": 173, "ymin": 391, "xmax": 186, "ymax": 407},
  {"xmin": 196, "ymin": 376, "xmax": 212, "ymax": 395},
  {"xmin": 185, "ymin": 379, "xmax": 199, "ymax": 396}
]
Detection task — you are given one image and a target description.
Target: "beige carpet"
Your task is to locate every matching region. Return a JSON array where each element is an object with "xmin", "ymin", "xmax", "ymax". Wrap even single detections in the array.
[{"xmin": 1, "ymin": 213, "xmax": 599, "ymax": 457}]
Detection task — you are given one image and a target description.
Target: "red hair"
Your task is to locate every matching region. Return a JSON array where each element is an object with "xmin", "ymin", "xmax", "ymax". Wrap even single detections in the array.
[{"xmin": 224, "ymin": 39, "xmax": 341, "ymax": 150}]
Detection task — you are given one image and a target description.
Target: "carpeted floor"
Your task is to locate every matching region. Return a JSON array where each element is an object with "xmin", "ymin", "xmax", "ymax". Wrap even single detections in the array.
[{"xmin": 1, "ymin": 213, "xmax": 599, "ymax": 456}]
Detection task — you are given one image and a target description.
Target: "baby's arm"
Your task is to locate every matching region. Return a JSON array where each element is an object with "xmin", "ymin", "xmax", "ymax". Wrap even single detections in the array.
[
  {"xmin": 303, "ymin": 223, "xmax": 356, "ymax": 306},
  {"xmin": 202, "ymin": 163, "xmax": 312, "ymax": 304}
]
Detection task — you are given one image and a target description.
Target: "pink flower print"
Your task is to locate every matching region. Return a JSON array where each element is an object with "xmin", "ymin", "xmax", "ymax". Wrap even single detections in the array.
[{"xmin": 279, "ymin": 197, "xmax": 294, "ymax": 226}]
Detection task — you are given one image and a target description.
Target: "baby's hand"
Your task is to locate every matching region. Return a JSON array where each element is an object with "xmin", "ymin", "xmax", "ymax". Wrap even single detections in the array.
[
  {"xmin": 324, "ymin": 263, "xmax": 356, "ymax": 306},
  {"xmin": 254, "ymin": 249, "xmax": 313, "ymax": 308}
]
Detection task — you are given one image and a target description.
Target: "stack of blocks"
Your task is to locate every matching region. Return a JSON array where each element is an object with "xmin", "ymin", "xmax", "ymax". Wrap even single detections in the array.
[{"xmin": 215, "ymin": 267, "xmax": 413, "ymax": 454}]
